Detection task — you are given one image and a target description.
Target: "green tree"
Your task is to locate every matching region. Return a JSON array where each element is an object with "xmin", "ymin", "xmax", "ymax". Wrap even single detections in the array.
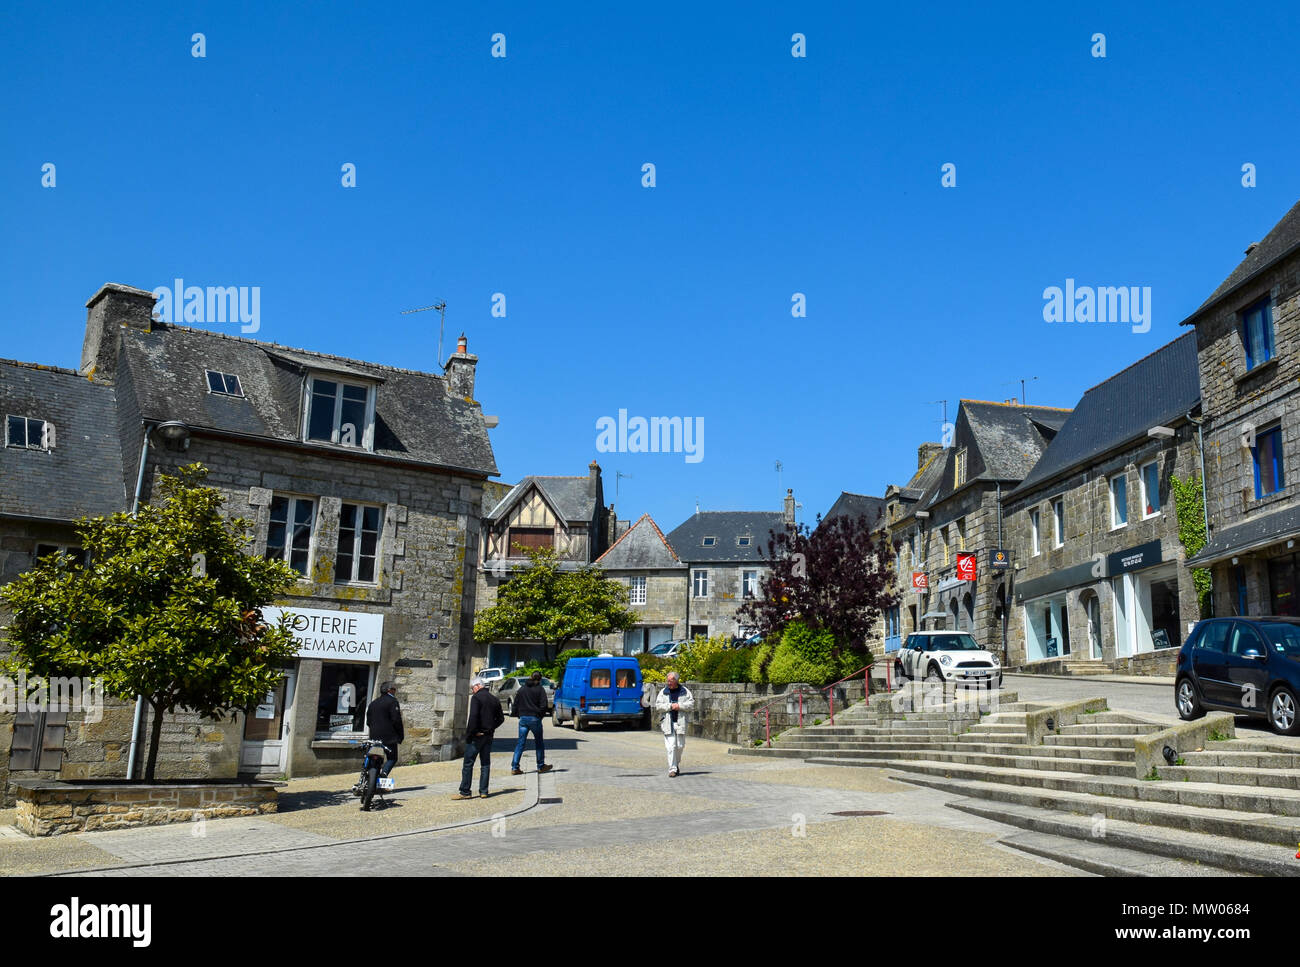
[
  {"xmin": 472, "ymin": 547, "xmax": 638, "ymax": 660},
  {"xmin": 0, "ymin": 465, "xmax": 300, "ymax": 781}
]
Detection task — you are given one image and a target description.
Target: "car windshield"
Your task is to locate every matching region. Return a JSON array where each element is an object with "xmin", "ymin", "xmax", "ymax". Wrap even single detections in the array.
[
  {"xmin": 1256, "ymin": 622, "xmax": 1300, "ymax": 654},
  {"xmin": 923, "ymin": 634, "xmax": 982, "ymax": 651},
  {"xmin": 650, "ymin": 642, "xmax": 676, "ymax": 655}
]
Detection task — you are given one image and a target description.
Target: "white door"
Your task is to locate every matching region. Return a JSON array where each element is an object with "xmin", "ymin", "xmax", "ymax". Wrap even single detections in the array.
[{"xmin": 240, "ymin": 670, "xmax": 296, "ymax": 773}]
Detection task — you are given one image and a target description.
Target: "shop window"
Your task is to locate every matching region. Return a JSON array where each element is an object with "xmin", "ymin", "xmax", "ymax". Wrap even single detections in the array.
[
  {"xmin": 316, "ymin": 663, "xmax": 374, "ymax": 734},
  {"xmin": 336, "ymin": 503, "xmax": 382, "ymax": 583},
  {"xmin": 1241, "ymin": 298, "xmax": 1275, "ymax": 370},
  {"xmin": 306, "ymin": 377, "xmax": 374, "ymax": 450},
  {"xmin": 1148, "ymin": 571, "xmax": 1182, "ymax": 650},
  {"xmin": 1110, "ymin": 474, "xmax": 1128, "ymax": 528},
  {"xmin": 1269, "ymin": 555, "xmax": 1299, "ymax": 618},
  {"xmin": 1252, "ymin": 424, "xmax": 1285, "ymax": 499},
  {"xmin": 1140, "ymin": 462, "xmax": 1161, "ymax": 517},
  {"xmin": 266, "ymin": 495, "xmax": 315, "ymax": 576}
]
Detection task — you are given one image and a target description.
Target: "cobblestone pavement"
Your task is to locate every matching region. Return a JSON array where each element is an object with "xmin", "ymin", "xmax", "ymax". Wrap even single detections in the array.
[{"xmin": 4, "ymin": 723, "xmax": 1083, "ymax": 877}]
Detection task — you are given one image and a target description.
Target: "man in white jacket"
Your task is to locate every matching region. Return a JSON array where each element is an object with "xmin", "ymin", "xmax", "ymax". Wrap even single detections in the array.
[{"xmin": 655, "ymin": 671, "xmax": 695, "ymax": 777}]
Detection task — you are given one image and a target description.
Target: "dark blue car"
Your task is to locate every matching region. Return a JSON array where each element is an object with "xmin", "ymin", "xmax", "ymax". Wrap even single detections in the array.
[{"xmin": 1175, "ymin": 616, "xmax": 1300, "ymax": 734}]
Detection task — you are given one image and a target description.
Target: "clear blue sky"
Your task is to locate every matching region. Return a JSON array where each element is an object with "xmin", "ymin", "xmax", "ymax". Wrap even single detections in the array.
[{"xmin": 3, "ymin": 2, "xmax": 1299, "ymax": 533}]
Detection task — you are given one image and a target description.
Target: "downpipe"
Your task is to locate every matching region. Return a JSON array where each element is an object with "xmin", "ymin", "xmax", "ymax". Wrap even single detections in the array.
[{"xmin": 126, "ymin": 423, "xmax": 153, "ymax": 781}]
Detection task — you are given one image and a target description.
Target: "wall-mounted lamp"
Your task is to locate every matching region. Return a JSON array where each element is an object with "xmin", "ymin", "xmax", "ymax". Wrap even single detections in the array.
[
  {"xmin": 153, "ymin": 421, "xmax": 191, "ymax": 451},
  {"xmin": 1231, "ymin": 557, "xmax": 1239, "ymax": 566},
  {"xmin": 1147, "ymin": 425, "xmax": 1175, "ymax": 439}
]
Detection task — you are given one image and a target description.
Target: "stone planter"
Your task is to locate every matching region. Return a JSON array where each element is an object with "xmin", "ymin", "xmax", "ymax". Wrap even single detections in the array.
[{"xmin": 9, "ymin": 778, "xmax": 281, "ymax": 837}]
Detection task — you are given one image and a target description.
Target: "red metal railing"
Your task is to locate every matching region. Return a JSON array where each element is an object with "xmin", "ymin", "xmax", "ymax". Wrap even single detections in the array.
[{"xmin": 751, "ymin": 661, "xmax": 893, "ymax": 747}]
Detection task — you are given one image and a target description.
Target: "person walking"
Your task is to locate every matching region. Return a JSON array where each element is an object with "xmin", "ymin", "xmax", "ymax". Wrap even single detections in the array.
[
  {"xmin": 654, "ymin": 671, "xmax": 695, "ymax": 777},
  {"xmin": 454, "ymin": 676, "xmax": 504, "ymax": 799},
  {"xmin": 511, "ymin": 672, "xmax": 554, "ymax": 775},
  {"xmin": 365, "ymin": 681, "xmax": 404, "ymax": 779}
]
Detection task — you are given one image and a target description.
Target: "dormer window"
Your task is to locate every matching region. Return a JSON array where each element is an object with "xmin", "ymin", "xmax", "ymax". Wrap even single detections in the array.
[
  {"xmin": 206, "ymin": 370, "xmax": 244, "ymax": 397},
  {"xmin": 6, "ymin": 416, "xmax": 50, "ymax": 450},
  {"xmin": 306, "ymin": 377, "xmax": 375, "ymax": 450},
  {"xmin": 702, "ymin": 536, "xmax": 717, "ymax": 547}
]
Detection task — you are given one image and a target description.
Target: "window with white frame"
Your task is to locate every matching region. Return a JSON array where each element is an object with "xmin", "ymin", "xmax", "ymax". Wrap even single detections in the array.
[
  {"xmin": 6, "ymin": 416, "xmax": 50, "ymax": 450},
  {"xmin": 1052, "ymin": 497, "xmax": 1065, "ymax": 547},
  {"xmin": 335, "ymin": 503, "xmax": 382, "ymax": 583},
  {"xmin": 954, "ymin": 448, "xmax": 968, "ymax": 488},
  {"xmin": 629, "ymin": 576, "xmax": 647, "ymax": 605},
  {"xmin": 266, "ymin": 495, "xmax": 315, "ymax": 576},
  {"xmin": 305, "ymin": 377, "xmax": 375, "ymax": 449},
  {"xmin": 1109, "ymin": 474, "xmax": 1128, "ymax": 528},
  {"xmin": 742, "ymin": 569, "xmax": 759, "ymax": 599},
  {"xmin": 736, "ymin": 535, "xmax": 752, "ymax": 547},
  {"xmin": 1031, "ymin": 509, "xmax": 1041, "ymax": 556},
  {"xmin": 1140, "ymin": 461, "xmax": 1161, "ymax": 517},
  {"xmin": 692, "ymin": 569, "xmax": 709, "ymax": 597},
  {"xmin": 702, "ymin": 536, "xmax": 716, "ymax": 547}
]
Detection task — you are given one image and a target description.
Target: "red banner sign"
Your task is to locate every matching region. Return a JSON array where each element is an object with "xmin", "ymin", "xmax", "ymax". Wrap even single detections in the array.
[
  {"xmin": 956, "ymin": 553, "xmax": 977, "ymax": 582},
  {"xmin": 911, "ymin": 571, "xmax": 928, "ymax": 592}
]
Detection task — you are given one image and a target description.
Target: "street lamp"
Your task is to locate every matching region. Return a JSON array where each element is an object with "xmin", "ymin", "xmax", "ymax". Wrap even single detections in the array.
[{"xmin": 154, "ymin": 421, "xmax": 191, "ymax": 450}]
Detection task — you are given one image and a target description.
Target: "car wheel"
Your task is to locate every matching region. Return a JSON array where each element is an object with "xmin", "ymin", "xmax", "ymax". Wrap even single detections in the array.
[
  {"xmin": 573, "ymin": 713, "xmax": 584, "ymax": 732},
  {"xmin": 552, "ymin": 706, "xmax": 561, "ymax": 727},
  {"xmin": 1270, "ymin": 686, "xmax": 1300, "ymax": 736},
  {"xmin": 925, "ymin": 665, "xmax": 943, "ymax": 684},
  {"xmin": 1175, "ymin": 677, "xmax": 1204, "ymax": 721}
]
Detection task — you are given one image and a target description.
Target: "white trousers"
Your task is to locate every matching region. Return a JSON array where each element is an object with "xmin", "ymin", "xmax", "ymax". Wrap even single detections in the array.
[{"xmin": 663, "ymin": 731, "xmax": 685, "ymax": 771}]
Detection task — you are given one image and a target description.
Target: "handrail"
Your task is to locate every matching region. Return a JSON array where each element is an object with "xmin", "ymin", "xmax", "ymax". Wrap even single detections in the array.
[{"xmin": 750, "ymin": 661, "xmax": 885, "ymax": 746}]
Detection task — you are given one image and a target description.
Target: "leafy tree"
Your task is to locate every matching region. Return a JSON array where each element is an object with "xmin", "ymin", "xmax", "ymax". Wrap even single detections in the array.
[
  {"xmin": 738, "ymin": 512, "xmax": 899, "ymax": 661},
  {"xmin": 473, "ymin": 546, "xmax": 638, "ymax": 660},
  {"xmin": 0, "ymin": 465, "xmax": 300, "ymax": 781}
]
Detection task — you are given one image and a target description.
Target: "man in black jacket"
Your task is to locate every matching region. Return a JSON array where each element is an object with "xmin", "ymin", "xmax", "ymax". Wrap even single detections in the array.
[
  {"xmin": 454, "ymin": 676, "xmax": 504, "ymax": 799},
  {"xmin": 366, "ymin": 681, "xmax": 404, "ymax": 779},
  {"xmin": 510, "ymin": 672, "xmax": 555, "ymax": 775}
]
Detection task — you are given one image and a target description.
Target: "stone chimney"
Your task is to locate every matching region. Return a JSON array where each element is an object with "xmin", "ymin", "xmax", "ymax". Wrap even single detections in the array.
[
  {"xmin": 443, "ymin": 332, "xmax": 478, "ymax": 400},
  {"xmin": 588, "ymin": 460, "xmax": 602, "ymax": 498},
  {"xmin": 783, "ymin": 488, "xmax": 796, "ymax": 526},
  {"xmin": 917, "ymin": 442, "xmax": 944, "ymax": 469},
  {"xmin": 81, "ymin": 283, "xmax": 156, "ymax": 383}
]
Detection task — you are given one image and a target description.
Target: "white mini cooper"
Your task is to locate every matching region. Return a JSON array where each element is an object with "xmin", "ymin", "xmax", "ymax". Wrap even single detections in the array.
[{"xmin": 894, "ymin": 631, "xmax": 1002, "ymax": 687}]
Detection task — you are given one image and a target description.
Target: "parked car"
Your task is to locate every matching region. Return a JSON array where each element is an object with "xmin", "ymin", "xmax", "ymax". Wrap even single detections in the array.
[
  {"xmin": 493, "ymin": 674, "xmax": 556, "ymax": 715},
  {"xmin": 553, "ymin": 655, "xmax": 649, "ymax": 730},
  {"xmin": 648, "ymin": 639, "xmax": 685, "ymax": 658},
  {"xmin": 733, "ymin": 632, "xmax": 763, "ymax": 648},
  {"xmin": 893, "ymin": 631, "xmax": 1002, "ymax": 687},
  {"xmin": 1175, "ymin": 616, "xmax": 1300, "ymax": 735},
  {"xmin": 477, "ymin": 667, "xmax": 507, "ymax": 684}
]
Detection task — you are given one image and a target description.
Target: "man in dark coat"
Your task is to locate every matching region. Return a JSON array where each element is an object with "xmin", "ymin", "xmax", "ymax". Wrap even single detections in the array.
[
  {"xmin": 454, "ymin": 676, "xmax": 504, "ymax": 799},
  {"xmin": 510, "ymin": 671, "xmax": 555, "ymax": 775},
  {"xmin": 366, "ymin": 681, "xmax": 404, "ymax": 778}
]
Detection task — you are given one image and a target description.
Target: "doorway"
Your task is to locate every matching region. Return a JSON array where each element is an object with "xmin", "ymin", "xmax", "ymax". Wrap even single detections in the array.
[{"xmin": 240, "ymin": 668, "xmax": 296, "ymax": 775}]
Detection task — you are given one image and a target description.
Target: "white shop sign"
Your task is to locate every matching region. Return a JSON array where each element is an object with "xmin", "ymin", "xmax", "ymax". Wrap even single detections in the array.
[{"xmin": 263, "ymin": 606, "xmax": 383, "ymax": 663}]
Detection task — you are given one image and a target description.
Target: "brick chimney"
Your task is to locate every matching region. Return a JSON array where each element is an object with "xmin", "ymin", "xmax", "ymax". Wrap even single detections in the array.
[
  {"xmin": 917, "ymin": 442, "xmax": 943, "ymax": 469},
  {"xmin": 443, "ymin": 332, "xmax": 478, "ymax": 400},
  {"xmin": 783, "ymin": 488, "xmax": 796, "ymax": 526},
  {"xmin": 81, "ymin": 283, "xmax": 156, "ymax": 383}
]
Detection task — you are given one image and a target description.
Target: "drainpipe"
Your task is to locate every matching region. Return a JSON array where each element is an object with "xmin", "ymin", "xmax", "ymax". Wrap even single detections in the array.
[
  {"xmin": 125, "ymin": 422, "xmax": 153, "ymax": 781},
  {"xmin": 1186, "ymin": 410, "xmax": 1213, "ymax": 617},
  {"xmin": 996, "ymin": 482, "xmax": 1007, "ymax": 665}
]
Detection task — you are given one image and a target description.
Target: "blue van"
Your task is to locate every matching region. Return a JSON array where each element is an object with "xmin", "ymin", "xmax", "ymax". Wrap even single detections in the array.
[{"xmin": 553, "ymin": 655, "xmax": 649, "ymax": 731}]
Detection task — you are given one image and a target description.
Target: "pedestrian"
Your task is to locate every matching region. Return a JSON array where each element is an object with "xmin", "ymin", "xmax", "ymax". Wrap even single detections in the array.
[
  {"xmin": 654, "ymin": 671, "xmax": 695, "ymax": 777},
  {"xmin": 453, "ymin": 676, "xmax": 504, "ymax": 800},
  {"xmin": 511, "ymin": 671, "xmax": 554, "ymax": 776},
  {"xmin": 365, "ymin": 681, "xmax": 404, "ymax": 780}
]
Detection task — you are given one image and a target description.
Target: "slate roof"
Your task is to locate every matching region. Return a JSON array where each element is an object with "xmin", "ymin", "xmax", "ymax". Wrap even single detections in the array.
[
  {"xmin": 596, "ymin": 514, "xmax": 685, "ymax": 569},
  {"xmin": 1187, "ymin": 503, "xmax": 1300, "ymax": 567},
  {"xmin": 821, "ymin": 492, "xmax": 886, "ymax": 528},
  {"xmin": 0, "ymin": 359, "xmax": 127, "ymax": 521},
  {"xmin": 483, "ymin": 475, "xmax": 598, "ymax": 523},
  {"xmin": 1009, "ymin": 333, "xmax": 1201, "ymax": 500},
  {"xmin": 117, "ymin": 323, "xmax": 498, "ymax": 477},
  {"xmin": 958, "ymin": 401, "xmax": 1071, "ymax": 482},
  {"xmin": 899, "ymin": 450, "xmax": 947, "ymax": 504},
  {"xmin": 666, "ymin": 510, "xmax": 786, "ymax": 563},
  {"xmin": 1182, "ymin": 200, "xmax": 1300, "ymax": 323}
]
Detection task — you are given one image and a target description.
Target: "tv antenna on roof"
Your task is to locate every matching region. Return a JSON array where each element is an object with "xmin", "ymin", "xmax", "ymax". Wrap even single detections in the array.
[
  {"xmin": 401, "ymin": 300, "xmax": 448, "ymax": 365},
  {"xmin": 1002, "ymin": 376, "xmax": 1038, "ymax": 405},
  {"xmin": 616, "ymin": 471, "xmax": 632, "ymax": 505},
  {"xmin": 774, "ymin": 460, "xmax": 783, "ymax": 494}
]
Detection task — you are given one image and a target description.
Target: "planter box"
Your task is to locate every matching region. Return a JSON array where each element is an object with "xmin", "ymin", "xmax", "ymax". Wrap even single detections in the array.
[{"xmin": 9, "ymin": 778, "xmax": 281, "ymax": 837}]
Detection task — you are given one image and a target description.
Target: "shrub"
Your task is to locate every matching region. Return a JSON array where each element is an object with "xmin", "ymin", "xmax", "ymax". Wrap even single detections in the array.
[
  {"xmin": 674, "ymin": 633, "xmax": 730, "ymax": 682},
  {"xmin": 748, "ymin": 643, "xmax": 775, "ymax": 684},
  {"xmin": 836, "ymin": 646, "xmax": 873, "ymax": 682},
  {"xmin": 642, "ymin": 667, "xmax": 667, "ymax": 684},
  {"xmin": 550, "ymin": 648, "xmax": 598, "ymax": 682},
  {"xmin": 767, "ymin": 621, "xmax": 839, "ymax": 686},
  {"xmin": 695, "ymin": 647, "xmax": 755, "ymax": 683}
]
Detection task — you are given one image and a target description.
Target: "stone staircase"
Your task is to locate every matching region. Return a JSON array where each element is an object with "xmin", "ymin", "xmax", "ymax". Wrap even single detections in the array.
[{"xmin": 731, "ymin": 684, "xmax": 1300, "ymax": 876}]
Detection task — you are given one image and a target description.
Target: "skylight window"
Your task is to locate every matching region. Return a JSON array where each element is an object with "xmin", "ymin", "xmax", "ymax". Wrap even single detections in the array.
[
  {"xmin": 206, "ymin": 370, "xmax": 244, "ymax": 397},
  {"xmin": 702, "ymin": 536, "xmax": 717, "ymax": 546},
  {"xmin": 737, "ymin": 536, "xmax": 752, "ymax": 547},
  {"xmin": 6, "ymin": 416, "xmax": 50, "ymax": 450}
]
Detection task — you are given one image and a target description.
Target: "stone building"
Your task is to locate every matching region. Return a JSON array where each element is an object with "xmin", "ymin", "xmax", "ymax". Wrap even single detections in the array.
[
  {"xmin": 476, "ymin": 463, "xmax": 615, "ymax": 668},
  {"xmin": 664, "ymin": 492, "xmax": 798, "ymax": 641},
  {"xmin": 1182, "ymin": 202, "xmax": 1300, "ymax": 620},
  {"xmin": 592, "ymin": 513, "xmax": 688, "ymax": 654},
  {"xmin": 0, "ymin": 282, "xmax": 499, "ymax": 799},
  {"xmin": 881, "ymin": 443, "xmax": 948, "ymax": 653},
  {"xmin": 1002, "ymin": 334, "xmax": 1203, "ymax": 673},
  {"xmin": 884, "ymin": 402, "xmax": 1072, "ymax": 662}
]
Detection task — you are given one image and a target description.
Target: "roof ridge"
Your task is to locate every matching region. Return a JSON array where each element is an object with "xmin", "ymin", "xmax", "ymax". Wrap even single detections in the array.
[
  {"xmin": 0, "ymin": 357, "xmax": 92, "ymax": 379},
  {"xmin": 150, "ymin": 323, "xmax": 449, "ymax": 381},
  {"xmin": 595, "ymin": 513, "xmax": 681, "ymax": 565},
  {"xmin": 960, "ymin": 398, "xmax": 1073, "ymax": 412},
  {"xmin": 1077, "ymin": 331, "xmax": 1196, "ymax": 396}
]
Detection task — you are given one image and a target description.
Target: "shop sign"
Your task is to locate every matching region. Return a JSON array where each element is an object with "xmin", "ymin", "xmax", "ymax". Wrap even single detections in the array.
[
  {"xmin": 956, "ymin": 553, "xmax": 977, "ymax": 582},
  {"xmin": 263, "ymin": 606, "xmax": 383, "ymax": 662},
  {"xmin": 912, "ymin": 572, "xmax": 929, "ymax": 592},
  {"xmin": 1106, "ymin": 540, "xmax": 1163, "ymax": 577},
  {"xmin": 989, "ymin": 548, "xmax": 1011, "ymax": 569}
]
